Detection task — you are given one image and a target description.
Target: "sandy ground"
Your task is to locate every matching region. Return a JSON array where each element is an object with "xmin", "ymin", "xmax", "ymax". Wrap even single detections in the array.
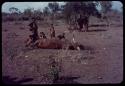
[{"xmin": 2, "ymin": 18, "xmax": 123, "ymax": 84}]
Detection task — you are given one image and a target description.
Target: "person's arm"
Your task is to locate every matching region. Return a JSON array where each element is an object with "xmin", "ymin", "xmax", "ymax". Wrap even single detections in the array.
[{"xmin": 33, "ymin": 40, "xmax": 39, "ymax": 46}]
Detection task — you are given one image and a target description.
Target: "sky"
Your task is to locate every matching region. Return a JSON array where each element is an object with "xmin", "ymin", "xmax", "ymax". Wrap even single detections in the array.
[{"xmin": 2, "ymin": 1, "xmax": 123, "ymax": 13}]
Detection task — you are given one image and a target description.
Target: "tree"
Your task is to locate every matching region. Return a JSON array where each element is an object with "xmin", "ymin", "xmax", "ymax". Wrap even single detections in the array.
[
  {"xmin": 48, "ymin": 2, "xmax": 59, "ymax": 13},
  {"xmin": 43, "ymin": 6, "xmax": 51, "ymax": 22},
  {"xmin": 62, "ymin": 2, "xmax": 99, "ymax": 25},
  {"xmin": 9, "ymin": 7, "xmax": 19, "ymax": 14},
  {"xmin": 9, "ymin": 7, "xmax": 20, "ymax": 21},
  {"xmin": 33, "ymin": 9, "xmax": 43, "ymax": 20},
  {"xmin": 23, "ymin": 8, "xmax": 34, "ymax": 18},
  {"xmin": 60, "ymin": 5, "xmax": 65, "ymax": 12},
  {"xmin": 43, "ymin": 7, "xmax": 50, "ymax": 16},
  {"xmin": 62, "ymin": 2, "xmax": 73, "ymax": 24},
  {"xmin": 48, "ymin": 2, "xmax": 60, "ymax": 24},
  {"xmin": 100, "ymin": 1, "xmax": 112, "ymax": 14},
  {"xmin": 99, "ymin": 1, "xmax": 112, "ymax": 26}
]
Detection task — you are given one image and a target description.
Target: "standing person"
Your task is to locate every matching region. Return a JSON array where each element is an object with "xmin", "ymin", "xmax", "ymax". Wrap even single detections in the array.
[
  {"xmin": 77, "ymin": 15, "xmax": 89, "ymax": 32},
  {"xmin": 29, "ymin": 17, "xmax": 39, "ymax": 42},
  {"xmin": 83, "ymin": 15, "xmax": 89, "ymax": 31},
  {"xmin": 50, "ymin": 24, "xmax": 55, "ymax": 38},
  {"xmin": 77, "ymin": 15, "xmax": 83, "ymax": 32}
]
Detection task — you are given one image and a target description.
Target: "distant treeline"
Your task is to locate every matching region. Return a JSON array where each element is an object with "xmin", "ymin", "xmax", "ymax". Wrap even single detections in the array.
[{"xmin": 2, "ymin": 1, "xmax": 122, "ymax": 23}]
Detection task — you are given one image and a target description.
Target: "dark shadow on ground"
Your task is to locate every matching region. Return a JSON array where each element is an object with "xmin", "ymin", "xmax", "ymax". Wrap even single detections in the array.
[
  {"xmin": 54, "ymin": 76, "xmax": 81, "ymax": 84},
  {"xmin": 3, "ymin": 29, "xmax": 8, "ymax": 32},
  {"xmin": 110, "ymin": 24, "xmax": 123, "ymax": 27},
  {"xmin": 87, "ymin": 29, "xmax": 107, "ymax": 32},
  {"xmin": 68, "ymin": 44, "xmax": 85, "ymax": 50},
  {"xmin": 23, "ymin": 44, "xmax": 94, "ymax": 52},
  {"xmin": 89, "ymin": 24, "xmax": 108, "ymax": 27},
  {"xmin": 84, "ymin": 46, "xmax": 94, "ymax": 51},
  {"xmin": 2, "ymin": 76, "xmax": 33, "ymax": 84}
]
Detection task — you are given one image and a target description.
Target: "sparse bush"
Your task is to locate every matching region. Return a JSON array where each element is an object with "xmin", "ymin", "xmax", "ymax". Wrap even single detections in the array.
[
  {"xmin": 22, "ymin": 17, "xmax": 29, "ymax": 21},
  {"xmin": 3, "ymin": 17, "xmax": 14, "ymax": 22},
  {"xmin": 48, "ymin": 55, "xmax": 62, "ymax": 83}
]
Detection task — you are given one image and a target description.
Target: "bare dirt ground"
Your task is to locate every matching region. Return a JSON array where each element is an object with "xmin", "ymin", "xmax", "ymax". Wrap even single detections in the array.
[{"xmin": 2, "ymin": 18, "xmax": 123, "ymax": 84}]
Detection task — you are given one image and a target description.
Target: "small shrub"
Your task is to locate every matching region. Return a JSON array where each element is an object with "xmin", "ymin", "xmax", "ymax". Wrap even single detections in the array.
[
  {"xmin": 22, "ymin": 17, "xmax": 29, "ymax": 21},
  {"xmin": 48, "ymin": 56, "xmax": 61, "ymax": 83}
]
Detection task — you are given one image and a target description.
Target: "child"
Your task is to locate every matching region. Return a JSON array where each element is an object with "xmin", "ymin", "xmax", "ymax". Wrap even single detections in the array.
[{"xmin": 50, "ymin": 24, "xmax": 55, "ymax": 38}]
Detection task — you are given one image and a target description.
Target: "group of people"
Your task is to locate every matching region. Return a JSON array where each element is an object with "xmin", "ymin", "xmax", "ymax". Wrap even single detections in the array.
[
  {"xmin": 25, "ymin": 15, "xmax": 89, "ymax": 48},
  {"xmin": 25, "ymin": 17, "xmax": 65, "ymax": 48}
]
